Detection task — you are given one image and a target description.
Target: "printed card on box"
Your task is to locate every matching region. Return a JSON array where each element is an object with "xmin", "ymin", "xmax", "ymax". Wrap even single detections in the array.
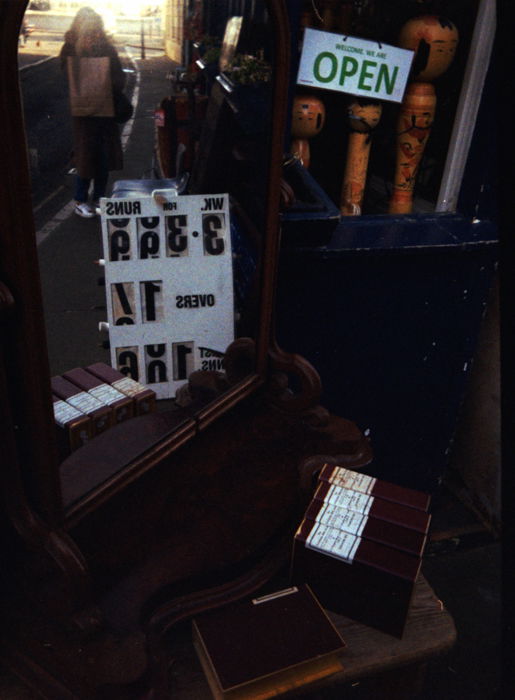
[{"xmin": 100, "ymin": 194, "xmax": 234, "ymax": 399}]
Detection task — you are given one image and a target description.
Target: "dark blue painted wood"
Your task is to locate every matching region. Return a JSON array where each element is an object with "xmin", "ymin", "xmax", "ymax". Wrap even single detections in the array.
[{"xmin": 276, "ymin": 216, "xmax": 498, "ymax": 493}]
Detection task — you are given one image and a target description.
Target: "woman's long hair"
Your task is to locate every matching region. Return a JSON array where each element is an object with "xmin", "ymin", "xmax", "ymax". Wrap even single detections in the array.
[{"xmin": 64, "ymin": 6, "xmax": 112, "ymax": 56}]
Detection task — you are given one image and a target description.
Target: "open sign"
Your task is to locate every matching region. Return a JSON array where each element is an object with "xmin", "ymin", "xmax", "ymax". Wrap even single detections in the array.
[{"xmin": 297, "ymin": 28, "xmax": 413, "ymax": 103}]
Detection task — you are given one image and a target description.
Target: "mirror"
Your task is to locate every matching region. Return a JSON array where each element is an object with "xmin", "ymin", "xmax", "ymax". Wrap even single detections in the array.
[{"xmin": 2, "ymin": 0, "xmax": 289, "ymax": 521}]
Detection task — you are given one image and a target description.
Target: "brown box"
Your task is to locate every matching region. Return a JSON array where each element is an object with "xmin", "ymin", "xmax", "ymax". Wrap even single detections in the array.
[
  {"xmin": 291, "ymin": 519, "xmax": 422, "ymax": 637},
  {"xmin": 304, "ymin": 498, "xmax": 427, "ymax": 557},
  {"xmin": 51, "ymin": 375, "xmax": 114, "ymax": 436},
  {"xmin": 62, "ymin": 367, "xmax": 134, "ymax": 424},
  {"xmin": 192, "ymin": 585, "xmax": 345, "ymax": 700},
  {"xmin": 318, "ymin": 464, "xmax": 430, "ymax": 511},
  {"xmin": 314, "ymin": 481, "xmax": 431, "ymax": 535},
  {"xmin": 52, "ymin": 394, "xmax": 92, "ymax": 456},
  {"xmin": 86, "ymin": 362, "xmax": 156, "ymax": 415}
]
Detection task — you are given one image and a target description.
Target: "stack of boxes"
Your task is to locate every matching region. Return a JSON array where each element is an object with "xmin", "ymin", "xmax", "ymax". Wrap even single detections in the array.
[
  {"xmin": 290, "ymin": 464, "xmax": 431, "ymax": 637},
  {"xmin": 51, "ymin": 363, "xmax": 156, "ymax": 457}
]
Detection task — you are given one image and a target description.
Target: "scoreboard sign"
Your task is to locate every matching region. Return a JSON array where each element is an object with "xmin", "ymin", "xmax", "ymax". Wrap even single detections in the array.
[{"xmin": 100, "ymin": 193, "xmax": 234, "ymax": 399}]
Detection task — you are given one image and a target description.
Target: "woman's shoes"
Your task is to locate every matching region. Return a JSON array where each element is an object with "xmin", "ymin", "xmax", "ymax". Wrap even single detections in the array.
[{"xmin": 74, "ymin": 202, "xmax": 96, "ymax": 218}]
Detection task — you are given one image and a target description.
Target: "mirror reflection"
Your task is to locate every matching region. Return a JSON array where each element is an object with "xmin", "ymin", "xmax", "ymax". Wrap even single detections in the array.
[{"xmin": 19, "ymin": 0, "xmax": 274, "ymax": 427}]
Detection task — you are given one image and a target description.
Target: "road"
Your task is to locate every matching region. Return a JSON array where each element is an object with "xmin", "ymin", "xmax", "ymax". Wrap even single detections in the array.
[{"xmin": 19, "ymin": 50, "xmax": 73, "ymax": 209}]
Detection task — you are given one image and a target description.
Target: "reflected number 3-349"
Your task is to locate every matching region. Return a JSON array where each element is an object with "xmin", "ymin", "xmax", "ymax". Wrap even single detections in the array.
[{"xmin": 108, "ymin": 213, "xmax": 226, "ymax": 259}]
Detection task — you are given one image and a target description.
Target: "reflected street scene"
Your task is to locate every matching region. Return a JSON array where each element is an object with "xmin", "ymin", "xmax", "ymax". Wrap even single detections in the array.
[
  {"xmin": 19, "ymin": 0, "xmax": 164, "ymax": 209},
  {"xmin": 19, "ymin": 0, "xmax": 273, "ymax": 409},
  {"xmin": 19, "ymin": 1, "xmax": 168, "ymax": 382}
]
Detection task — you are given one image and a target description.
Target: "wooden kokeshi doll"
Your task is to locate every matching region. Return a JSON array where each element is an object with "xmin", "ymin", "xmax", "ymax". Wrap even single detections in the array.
[
  {"xmin": 291, "ymin": 94, "xmax": 326, "ymax": 169},
  {"xmin": 388, "ymin": 82, "xmax": 436, "ymax": 215},
  {"xmin": 340, "ymin": 99, "xmax": 382, "ymax": 216},
  {"xmin": 389, "ymin": 15, "xmax": 458, "ymax": 214}
]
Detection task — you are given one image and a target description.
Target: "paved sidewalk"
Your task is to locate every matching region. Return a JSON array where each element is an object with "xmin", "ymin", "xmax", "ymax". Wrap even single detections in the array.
[
  {"xmin": 18, "ymin": 37, "xmax": 59, "ymax": 69},
  {"xmin": 36, "ymin": 54, "xmax": 177, "ymax": 377}
]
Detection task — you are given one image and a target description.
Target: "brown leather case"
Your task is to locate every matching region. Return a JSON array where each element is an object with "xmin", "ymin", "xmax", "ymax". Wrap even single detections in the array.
[{"xmin": 192, "ymin": 584, "xmax": 345, "ymax": 699}]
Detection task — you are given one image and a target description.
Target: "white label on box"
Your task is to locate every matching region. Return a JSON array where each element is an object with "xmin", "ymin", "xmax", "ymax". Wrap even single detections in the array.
[
  {"xmin": 89, "ymin": 383, "xmax": 127, "ymax": 406},
  {"xmin": 315, "ymin": 503, "xmax": 367, "ymax": 538},
  {"xmin": 112, "ymin": 376, "xmax": 149, "ymax": 397},
  {"xmin": 323, "ymin": 484, "xmax": 373, "ymax": 516},
  {"xmin": 306, "ymin": 522, "xmax": 360, "ymax": 564},
  {"xmin": 66, "ymin": 391, "xmax": 105, "ymax": 414},
  {"xmin": 328, "ymin": 467, "xmax": 377, "ymax": 494},
  {"xmin": 53, "ymin": 399, "xmax": 84, "ymax": 427},
  {"xmin": 100, "ymin": 194, "xmax": 234, "ymax": 400},
  {"xmin": 297, "ymin": 28, "xmax": 413, "ymax": 103}
]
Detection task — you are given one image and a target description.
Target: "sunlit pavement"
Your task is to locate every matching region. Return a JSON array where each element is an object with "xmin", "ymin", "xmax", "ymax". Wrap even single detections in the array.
[
  {"xmin": 18, "ymin": 31, "xmax": 164, "ymax": 70},
  {"xmin": 17, "ymin": 35, "xmax": 60, "ymax": 67}
]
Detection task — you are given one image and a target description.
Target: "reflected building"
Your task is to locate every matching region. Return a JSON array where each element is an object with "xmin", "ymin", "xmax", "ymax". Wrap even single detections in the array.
[
  {"xmin": 162, "ymin": 1, "xmax": 269, "ymax": 66},
  {"xmin": 25, "ymin": 1, "xmax": 165, "ymax": 45}
]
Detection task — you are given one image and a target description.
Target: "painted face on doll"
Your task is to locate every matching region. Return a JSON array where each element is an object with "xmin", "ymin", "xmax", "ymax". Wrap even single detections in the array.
[
  {"xmin": 399, "ymin": 15, "xmax": 459, "ymax": 82},
  {"xmin": 347, "ymin": 101, "xmax": 382, "ymax": 134},
  {"xmin": 291, "ymin": 95, "xmax": 326, "ymax": 140}
]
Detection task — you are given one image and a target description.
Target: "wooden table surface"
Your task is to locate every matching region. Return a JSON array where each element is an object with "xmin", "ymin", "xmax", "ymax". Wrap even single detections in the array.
[
  {"xmin": 165, "ymin": 572, "xmax": 456, "ymax": 698},
  {"xmin": 2, "ymin": 570, "xmax": 455, "ymax": 699}
]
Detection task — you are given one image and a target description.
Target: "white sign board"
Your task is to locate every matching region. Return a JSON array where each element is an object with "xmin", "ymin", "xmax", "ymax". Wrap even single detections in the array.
[
  {"xmin": 100, "ymin": 193, "xmax": 234, "ymax": 400},
  {"xmin": 297, "ymin": 28, "xmax": 414, "ymax": 103}
]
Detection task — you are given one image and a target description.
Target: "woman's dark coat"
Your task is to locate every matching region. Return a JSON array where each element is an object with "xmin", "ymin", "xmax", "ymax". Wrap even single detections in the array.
[{"xmin": 60, "ymin": 41, "xmax": 125, "ymax": 179}]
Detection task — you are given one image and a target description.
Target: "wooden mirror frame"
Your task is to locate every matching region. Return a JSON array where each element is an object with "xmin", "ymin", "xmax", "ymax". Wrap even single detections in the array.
[
  {"xmin": 1, "ymin": 9, "xmax": 376, "ymax": 694},
  {"xmin": 0, "ymin": 0, "xmax": 290, "ymax": 527}
]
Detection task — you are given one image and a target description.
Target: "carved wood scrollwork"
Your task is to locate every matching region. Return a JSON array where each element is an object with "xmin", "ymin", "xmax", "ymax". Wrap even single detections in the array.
[
  {"xmin": 176, "ymin": 337, "xmax": 258, "ymax": 408},
  {"xmin": 142, "ymin": 531, "xmax": 292, "ymax": 695},
  {"xmin": 183, "ymin": 336, "xmax": 328, "ymax": 421},
  {"xmin": 0, "ymin": 280, "xmax": 15, "ymax": 316},
  {"xmin": 0, "ymin": 345, "xmax": 94, "ymax": 623},
  {"xmin": 1, "ymin": 281, "xmax": 95, "ymax": 626},
  {"xmin": 267, "ymin": 338, "xmax": 323, "ymax": 413}
]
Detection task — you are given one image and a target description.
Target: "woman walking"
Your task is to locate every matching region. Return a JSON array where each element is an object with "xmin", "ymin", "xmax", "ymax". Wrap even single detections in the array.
[{"xmin": 60, "ymin": 7, "xmax": 125, "ymax": 217}]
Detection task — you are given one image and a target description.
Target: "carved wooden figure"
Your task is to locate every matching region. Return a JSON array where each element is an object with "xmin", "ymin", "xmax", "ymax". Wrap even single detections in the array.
[
  {"xmin": 340, "ymin": 99, "xmax": 382, "ymax": 216},
  {"xmin": 388, "ymin": 82, "xmax": 436, "ymax": 214},
  {"xmin": 291, "ymin": 94, "xmax": 325, "ymax": 169},
  {"xmin": 389, "ymin": 15, "xmax": 458, "ymax": 214}
]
